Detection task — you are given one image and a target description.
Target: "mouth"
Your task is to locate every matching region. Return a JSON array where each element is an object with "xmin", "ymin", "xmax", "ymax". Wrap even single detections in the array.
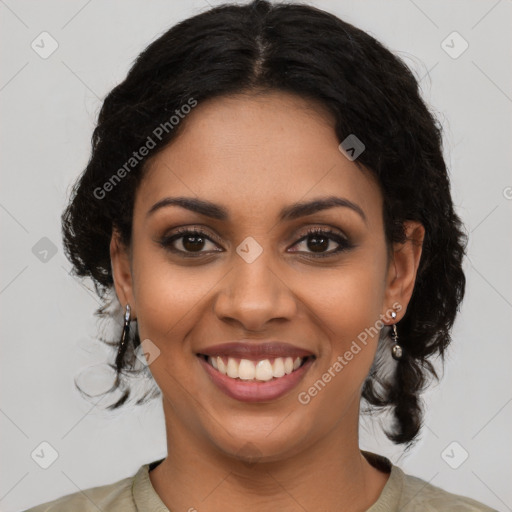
[
  {"xmin": 197, "ymin": 354, "xmax": 315, "ymax": 381},
  {"xmin": 196, "ymin": 353, "xmax": 316, "ymax": 402}
]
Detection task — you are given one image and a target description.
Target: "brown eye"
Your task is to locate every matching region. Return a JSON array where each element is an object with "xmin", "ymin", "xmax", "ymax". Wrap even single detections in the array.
[
  {"xmin": 181, "ymin": 233, "xmax": 206, "ymax": 252},
  {"xmin": 290, "ymin": 228, "xmax": 354, "ymax": 257},
  {"xmin": 305, "ymin": 232, "xmax": 331, "ymax": 252},
  {"xmin": 159, "ymin": 228, "xmax": 223, "ymax": 256}
]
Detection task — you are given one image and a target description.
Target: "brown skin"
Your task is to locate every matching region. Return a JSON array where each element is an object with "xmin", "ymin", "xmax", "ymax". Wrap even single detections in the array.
[{"xmin": 110, "ymin": 91, "xmax": 424, "ymax": 511}]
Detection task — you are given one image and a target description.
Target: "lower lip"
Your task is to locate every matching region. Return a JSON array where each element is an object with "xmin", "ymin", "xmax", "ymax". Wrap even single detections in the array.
[{"xmin": 197, "ymin": 356, "xmax": 315, "ymax": 403}]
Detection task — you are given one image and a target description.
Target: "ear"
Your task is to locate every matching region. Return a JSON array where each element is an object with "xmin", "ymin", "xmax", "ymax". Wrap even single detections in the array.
[
  {"xmin": 110, "ymin": 228, "xmax": 136, "ymax": 319},
  {"xmin": 383, "ymin": 221, "xmax": 425, "ymax": 322}
]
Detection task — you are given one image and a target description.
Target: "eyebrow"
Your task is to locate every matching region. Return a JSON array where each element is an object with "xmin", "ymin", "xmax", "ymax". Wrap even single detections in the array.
[{"xmin": 146, "ymin": 195, "xmax": 367, "ymax": 224}]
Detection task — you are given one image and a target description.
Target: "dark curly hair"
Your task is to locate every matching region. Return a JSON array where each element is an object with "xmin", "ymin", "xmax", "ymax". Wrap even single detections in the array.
[{"xmin": 61, "ymin": 0, "xmax": 467, "ymax": 447}]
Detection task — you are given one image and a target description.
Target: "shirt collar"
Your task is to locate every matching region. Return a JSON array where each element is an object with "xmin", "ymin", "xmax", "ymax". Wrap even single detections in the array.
[{"xmin": 133, "ymin": 452, "xmax": 403, "ymax": 511}]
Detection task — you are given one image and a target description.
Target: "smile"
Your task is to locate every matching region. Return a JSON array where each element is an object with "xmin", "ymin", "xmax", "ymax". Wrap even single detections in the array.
[
  {"xmin": 197, "ymin": 354, "xmax": 316, "ymax": 402},
  {"xmin": 200, "ymin": 354, "xmax": 312, "ymax": 381}
]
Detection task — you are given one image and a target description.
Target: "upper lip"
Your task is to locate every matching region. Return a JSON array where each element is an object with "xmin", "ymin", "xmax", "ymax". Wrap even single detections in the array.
[{"xmin": 197, "ymin": 341, "xmax": 315, "ymax": 360}]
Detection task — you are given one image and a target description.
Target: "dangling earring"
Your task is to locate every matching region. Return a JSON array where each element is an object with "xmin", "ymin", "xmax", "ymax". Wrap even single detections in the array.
[
  {"xmin": 390, "ymin": 310, "xmax": 403, "ymax": 360},
  {"xmin": 115, "ymin": 304, "xmax": 131, "ymax": 371}
]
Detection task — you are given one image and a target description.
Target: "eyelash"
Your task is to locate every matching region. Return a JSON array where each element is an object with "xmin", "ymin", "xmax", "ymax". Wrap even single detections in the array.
[{"xmin": 158, "ymin": 227, "xmax": 354, "ymax": 259}]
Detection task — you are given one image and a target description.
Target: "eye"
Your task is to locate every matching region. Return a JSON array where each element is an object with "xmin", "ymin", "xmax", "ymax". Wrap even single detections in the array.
[
  {"xmin": 158, "ymin": 226, "xmax": 354, "ymax": 259},
  {"xmin": 158, "ymin": 227, "xmax": 223, "ymax": 257},
  {"xmin": 289, "ymin": 227, "xmax": 354, "ymax": 258}
]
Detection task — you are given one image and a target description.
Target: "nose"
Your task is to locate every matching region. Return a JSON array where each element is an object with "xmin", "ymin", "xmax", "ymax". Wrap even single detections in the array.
[{"xmin": 213, "ymin": 252, "xmax": 297, "ymax": 332}]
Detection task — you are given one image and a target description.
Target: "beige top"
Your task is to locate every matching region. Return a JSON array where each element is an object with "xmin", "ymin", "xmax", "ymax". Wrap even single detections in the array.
[{"xmin": 24, "ymin": 451, "xmax": 496, "ymax": 511}]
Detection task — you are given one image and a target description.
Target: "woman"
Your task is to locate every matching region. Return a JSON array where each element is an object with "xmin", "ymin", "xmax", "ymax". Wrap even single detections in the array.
[{"xmin": 25, "ymin": 1, "xmax": 496, "ymax": 510}]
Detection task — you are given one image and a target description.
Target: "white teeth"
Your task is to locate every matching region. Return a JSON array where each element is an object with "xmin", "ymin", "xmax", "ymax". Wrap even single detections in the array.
[
  {"xmin": 272, "ymin": 357, "xmax": 285, "ymax": 378},
  {"xmin": 238, "ymin": 359, "xmax": 256, "ymax": 380},
  {"xmin": 226, "ymin": 358, "xmax": 238, "ymax": 378},
  {"xmin": 217, "ymin": 356, "xmax": 227, "ymax": 375},
  {"xmin": 255, "ymin": 360, "xmax": 273, "ymax": 381},
  {"xmin": 206, "ymin": 355, "xmax": 306, "ymax": 381}
]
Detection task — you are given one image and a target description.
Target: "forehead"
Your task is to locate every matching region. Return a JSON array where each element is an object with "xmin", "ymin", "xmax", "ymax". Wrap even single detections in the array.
[{"xmin": 135, "ymin": 91, "xmax": 382, "ymax": 224}]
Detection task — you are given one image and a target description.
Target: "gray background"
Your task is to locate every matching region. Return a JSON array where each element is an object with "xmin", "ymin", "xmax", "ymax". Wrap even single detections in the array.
[{"xmin": 1, "ymin": 1, "xmax": 511, "ymax": 511}]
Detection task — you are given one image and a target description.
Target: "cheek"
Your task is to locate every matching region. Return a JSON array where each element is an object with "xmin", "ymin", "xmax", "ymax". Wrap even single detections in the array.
[
  {"xmin": 336, "ymin": 266, "xmax": 385, "ymax": 339},
  {"xmin": 299, "ymin": 245, "xmax": 388, "ymax": 393},
  {"xmin": 132, "ymin": 238, "xmax": 205, "ymax": 314},
  {"xmin": 291, "ymin": 273, "xmax": 388, "ymax": 446},
  {"xmin": 129, "ymin": 255, "xmax": 210, "ymax": 399},
  {"xmin": 302, "ymin": 253, "xmax": 387, "ymax": 341},
  {"xmin": 129, "ymin": 243, "xmax": 225, "ymax": 359}
]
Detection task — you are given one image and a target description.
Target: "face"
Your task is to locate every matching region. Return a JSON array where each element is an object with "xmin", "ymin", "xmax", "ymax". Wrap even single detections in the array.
[{"xmin": 111, "ymin": 91, "xmax": 423, "ymax": 463}]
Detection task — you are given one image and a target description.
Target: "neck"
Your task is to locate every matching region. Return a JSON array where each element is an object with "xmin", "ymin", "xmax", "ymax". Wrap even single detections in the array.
[{"xmin": 149, "ymin": 399, "xmax": 389, "ymax": 512}]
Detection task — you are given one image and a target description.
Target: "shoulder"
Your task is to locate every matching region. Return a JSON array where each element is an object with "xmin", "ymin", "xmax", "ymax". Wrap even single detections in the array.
[
  {"xmin": 362, "ymin": 451, "xmax": 496, "ymax": 512},
  {"xmin": 22, "ymin": 473, "xmax": 135, "ymax": 512},
  {"xmin": 399, "ymin": 470, "xmax": 497, "ymax": 511}
]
